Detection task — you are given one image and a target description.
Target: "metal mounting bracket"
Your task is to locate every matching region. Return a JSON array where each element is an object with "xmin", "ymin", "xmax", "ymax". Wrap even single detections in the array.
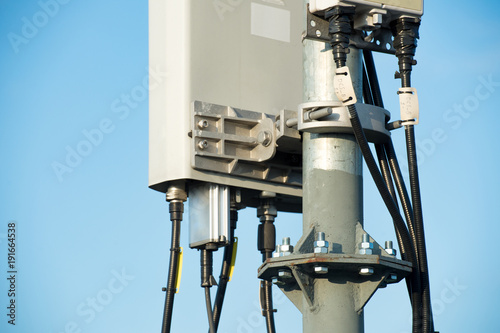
[
  {"xmin": 191, "ymin": 101, "xmax": 302, "ymax": 186},
  {"xmin": 258, "ymin": 222, "xmax": 412, "ymax": 314},
  {"xmin": 297, "ymin": 101, "xmax": 391, "ymax": 143},
  {"xmin": 304, "ymin": 4, "xmax": 396, "ymax": 55}
]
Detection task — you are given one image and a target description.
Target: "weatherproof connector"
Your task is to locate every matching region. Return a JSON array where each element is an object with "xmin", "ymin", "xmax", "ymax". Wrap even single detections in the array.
[
  {"xmin": 326, "ymin": 6, "xmax": 355, "ymax": 68},
  {"xmin": 391, "ymin": 17, "xmax": 420, "ymax": 87}
]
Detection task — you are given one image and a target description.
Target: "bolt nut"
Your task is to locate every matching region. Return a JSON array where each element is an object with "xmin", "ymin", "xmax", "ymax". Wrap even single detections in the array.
[
  {"xmin": 278, "ymin": 270, "xmax": 292, "ymax": 279},
  {"xmin": 280, "ymin": 244, "xmax": 293, "ymax": 254},
  {"xmin": 314, "ymin": 266, "xmax": 328, "ymax": 274},
  {"xmin": 360, "ymin": 242, "xmax": 374, "ymax": 249},
  {"xmin": 386, "ymin": 273, "xmax": 398, "ymax": 283},
  {"xmin": 372, "ymin": 13, "xmax": 383, "ymax": 25},
  {"xmin": 359, "ymin": 248, "xmax": 373, "ymax": 255},
  {"xmin": 272, "ymin": 277, "xmax": 283, "ymax": 285},
  {"xmin": 314, "ymin": 247, "xmax": 328, "ymax": 254},
  {"xmin": 314, "ymin": 240, "xmax": 328, "ymax": 248},
  {"xmin": 385, "ymin": 248, "xmax": 397, "ymax": 256},
  {"xmin": 273, "ymin": 245, "xmax": 281, "ymax": 258},
  {"xmin": 359, "ymin": 267, "xmax": 374, "ymax": 276}
]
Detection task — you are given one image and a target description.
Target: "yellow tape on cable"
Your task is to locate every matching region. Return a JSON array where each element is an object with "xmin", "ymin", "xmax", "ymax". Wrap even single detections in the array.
[
  {"xmin": 228, "ymin": 237, "xmax": 238, "ymax": 282},
  {"xmin": 175, "ymin": 247, "xmax": 183, "ymax": 293}
]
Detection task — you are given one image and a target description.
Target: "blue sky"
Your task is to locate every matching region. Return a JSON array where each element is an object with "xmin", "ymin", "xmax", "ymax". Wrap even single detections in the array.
[{"xmin": 1, "ymin": 0, "xmax": 500, "ymax": 332}]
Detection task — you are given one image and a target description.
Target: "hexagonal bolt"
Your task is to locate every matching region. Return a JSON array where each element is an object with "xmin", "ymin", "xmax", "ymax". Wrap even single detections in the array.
[
  {"xmin": 197, "ymin": 119, "xmax": 209, "ymax": 129},
  {"xmin": 198, "ymin": 140, "xmax": 208, "ymax": 150},
  {"xmin": 385, "ymin": 240, "xmax": 397, "ymax": 256},
  {"xmin": 314, "ymin": 232, "xmax": 329, "ymax": 253},
  {"xmin": 272, "ymin": 270, "xmax": 293, "ymax": 285},
  {"xmin": 359, "ymin": 267, "xmax": 374, "ymax": 276},
  {"xmin": 386, "ymin": 273, "xmax": 398, "ymax": 283},
  {"xmin": 281, "ymin": 237, "xmax": 293, "ymax": 256},
  {"xmin": 257, "ymin": 131, "xmax": 272, "ymax": 147},
  {"xmin": 359, "ymin": 233, "xmax": 373, "ymax": 255},
  {"xmin": 272, "ymin": 277, "xmax": 283, "ymax": 285},
  {"xmin": 359, "ymin": 248, "xmax": 373, "ymax": 255},
  {"xmin": 278, "ymin": 270, "xmax": 292, "ymax": 279},
  {"xmin": 314, "ymin": 266, "xmax": 328, "ymax": 274},
  {"xmin": 272, "ymin": 245, "xmax": 281, "ymax": 258},
  {"xmin": 372, "ymin": 13, "xmax": 383, "ymax": 26}
]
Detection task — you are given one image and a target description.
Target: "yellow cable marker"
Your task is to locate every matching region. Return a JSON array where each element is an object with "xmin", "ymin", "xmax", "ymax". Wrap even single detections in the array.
[
  {"xmin": 175, "ymin": 247, "xmax": 183, "ymax": 293},
  {"xmin": 228, "ymin": 237, "xmax": 238, "ymax": 282}
]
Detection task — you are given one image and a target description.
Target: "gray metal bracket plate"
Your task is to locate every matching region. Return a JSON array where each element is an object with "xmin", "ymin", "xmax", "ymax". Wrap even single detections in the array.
[
  {"xmin": 258, "ymin": 253, "xmax": 412, "ymax": 313},
  {"xmin": 191, "ymin": 101, "xmax": 302, "ymax": 186},
  {"xmin": 304, "ymin": 4, "xmax": 396, "ymax": 55},
  {"xmin": 297, "ymin": 101, "xmax": 391, "ymax": 143}
]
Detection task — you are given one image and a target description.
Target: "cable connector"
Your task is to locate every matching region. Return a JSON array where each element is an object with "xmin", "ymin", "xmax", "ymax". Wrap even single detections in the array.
[
  {"xmin": 398, "ymin": 87, "xmax": 419, "ymax": 125},
  {"xmin": 201, "ymin": 248, "xmax": 217, "ymax": 288},
  {"xmin": 326, "ymin": 5, "xmax": 355, "ymax": 68},
  {"xmin": 391, "ymin": 17, "xmax": 420, "ymax": 87}
]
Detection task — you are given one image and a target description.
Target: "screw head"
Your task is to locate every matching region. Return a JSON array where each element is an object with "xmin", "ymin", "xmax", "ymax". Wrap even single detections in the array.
[
  {"xmin": 197, "ymin": 119, "xmax": 209, "ymax": 129},
  {"xmin": 198, "ymin": 140, "xmax": 208, "ymax": 150},
  {"xmin": 257, "ymin": 131, "xmax": 272, "ymax": 147}
]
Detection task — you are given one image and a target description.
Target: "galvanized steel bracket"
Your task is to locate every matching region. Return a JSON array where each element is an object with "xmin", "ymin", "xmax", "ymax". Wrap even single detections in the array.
[
  {"xmin": 303, "ymin": 4, "xmax": 396, "ymax": 55},
  {"xmin": 297, "ymin": 101, "xmax": 391, "ymax": 143}
]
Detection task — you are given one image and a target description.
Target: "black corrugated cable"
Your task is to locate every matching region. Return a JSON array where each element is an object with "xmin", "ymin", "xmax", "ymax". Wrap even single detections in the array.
[
  {"xmin": 205, "ymin": 287, "xmax": 216, "ymax": 333},
  {"xmin": 362, "ymin": 63, "xmax": 374, "ymax": 106},
  {"xmin": 257, "ymin": 198, "xmax": 277, "ymax": 333},
  {"xmin": 326, "ymin": 7, "xmax": 422, "ymax": 332},
  {"xmin": 161, "ymin": 200, "xmax": 184, "ymax": 333},
  {"xmin": 348, "ymin": 103, "xmax": 422, "ymax": 333},
  {"xmin": 211, "ymin": 209, "xmax": 238, "ymax": 332},
  {"xmin": 406, "ymin": 125, "xmax": 433, "ymax": 333},
  {"xmin": 363, "ymin": 49, "xmax": 419, "ymax": 258},
  {"xmin": 363, "ymin": 49, "xmax": 419, "ymax": 305},
  {"xmin": 201, "ymin": 247, "xmax": 217, "ymax": 333},
  {"xmin": 362, "ymin": 50, "xmax": 384, "ymax": 108},
  {"xmin": 392, "ymin": 16, "xmax": 434, "ymax": 332},
  {"xmin": 384, "ymin": 141, "xmax": 418, "ymax": 253}
]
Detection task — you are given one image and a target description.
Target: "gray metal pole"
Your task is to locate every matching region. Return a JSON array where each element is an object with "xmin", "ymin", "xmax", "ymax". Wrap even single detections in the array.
[{"xmin": 302, "ymin": 23, "xmax": 364, "ymax": 333}]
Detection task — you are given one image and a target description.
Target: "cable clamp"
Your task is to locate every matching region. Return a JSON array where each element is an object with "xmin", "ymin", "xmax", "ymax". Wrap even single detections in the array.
[
  {"xmin": 398, "ymin": 87, "xmax": 419, "ymax": 125},
  {"xmin": 334, "ymin": 66, "xmax": 357, "ymax": 106}
]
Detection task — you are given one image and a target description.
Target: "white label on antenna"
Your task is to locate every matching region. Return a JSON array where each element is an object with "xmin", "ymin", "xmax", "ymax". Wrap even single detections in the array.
[
  {"xmin": 399, "ymin": 87, "xmax": 419, "ymax": 125},
  {"xmin": 334, "ymin": 67, "xmax": 357, "ymax": 106},
  {"xmin": 251, "ymin": 3, "xmax": 290, "ymax": 43}
]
